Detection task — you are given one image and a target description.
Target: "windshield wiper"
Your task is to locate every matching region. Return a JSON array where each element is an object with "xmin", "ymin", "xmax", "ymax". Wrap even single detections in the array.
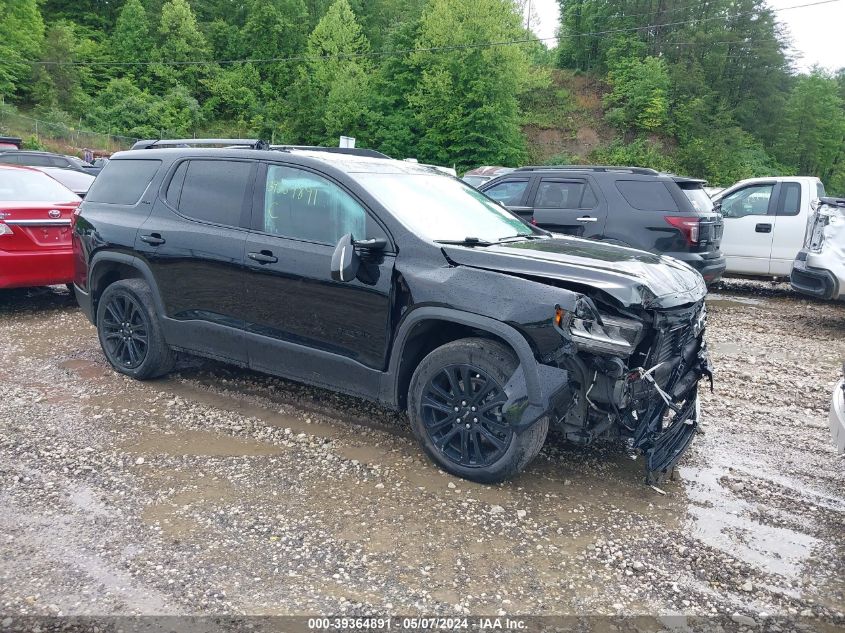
[
  {"xmin": 434, "ymin": 237, "xmax": 493, "ymax": 247},
  {"xmin": 497, "ymin": 232, "xmax": 546, "ymax": 243}
]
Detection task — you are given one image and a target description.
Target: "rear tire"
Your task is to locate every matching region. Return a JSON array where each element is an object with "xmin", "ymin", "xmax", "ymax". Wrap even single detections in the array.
[
  {"xmin": 408, "ymin": 338, "xmax": 548, "ymax": 483},
  {"xmin": 96, "ymin": 279, "xmax": 173, "ymax": 379}
]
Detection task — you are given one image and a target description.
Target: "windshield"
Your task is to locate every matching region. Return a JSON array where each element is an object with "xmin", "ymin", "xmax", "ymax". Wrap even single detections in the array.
[
  {"xmin": 0, "ymin": 168, "xmax": 79, "ymax": 202},
  {"xmin": 356, "ymin": 173, "xmax": 534, "ymax": 242},
  {"xmin": 681, "ymin": 186, "xmax": 714, "ymax": 214}
]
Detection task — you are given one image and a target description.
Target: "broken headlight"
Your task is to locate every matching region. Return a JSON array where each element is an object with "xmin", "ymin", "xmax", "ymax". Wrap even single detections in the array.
[{"xmin": 554, "ymin": 301, "xmax": 643, "ymax": 356}]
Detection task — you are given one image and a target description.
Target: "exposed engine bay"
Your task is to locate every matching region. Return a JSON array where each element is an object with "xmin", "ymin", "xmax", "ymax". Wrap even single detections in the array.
[{"xmin": 548, "ymin": 296, "xmax": 711, "ymax": 483}]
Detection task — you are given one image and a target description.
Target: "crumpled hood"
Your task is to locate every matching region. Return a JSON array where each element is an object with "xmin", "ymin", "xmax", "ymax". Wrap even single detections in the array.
[{"xmin": 441, "ymin": 236, "xmax": 707, "ymax": 309}]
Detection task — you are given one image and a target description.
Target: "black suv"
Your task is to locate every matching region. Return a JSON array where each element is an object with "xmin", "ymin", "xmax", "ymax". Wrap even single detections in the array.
[
  {"xmin": 72, "ymin": 140, "xmax": 712, "ymax": 484},
  {"xmin": 479, "ymin": 166, "xmax": 725, "ymax": 284},
  {"xmin": 0, "ymin": 150, "xmax": 101, "ymax": 175}
]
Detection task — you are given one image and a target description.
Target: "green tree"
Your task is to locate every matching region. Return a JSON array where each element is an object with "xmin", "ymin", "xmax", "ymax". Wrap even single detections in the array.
[
  {"xmin": 151, "ymin": 0, "xmax": 212, "ymax": 92},
  {"xmin": 290, "ymin": 0, "xmax": 373, "ymax": 145},
  {"xmin": 32, "ymin": 21, "xmax": 101, "ymax": 113},
  {"xmin": 775, "ymin": 69, "xmax": 845, "ymax": 185},
  {"xmin": 604, "ymin": 45, "xmax": 670, "ymax": 134},
  {"xmin": 405, "ymin": 0, "xmax": 540, "ymax": 169},
  {"xmin": 111, "ymin": 0, "xmax": 153, "ymax": 80},
  {"xmin": 0, "ymin": 0, "xmax": 45, "ymax": 99},
  {"xmin": 240, "ymin": 0, "xmax": 309, "ymax": 87}
]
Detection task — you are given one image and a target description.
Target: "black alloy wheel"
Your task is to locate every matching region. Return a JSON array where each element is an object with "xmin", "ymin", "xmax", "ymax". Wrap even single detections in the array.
[
  {"xmin": 420, "ymin": 364, "xmax": 513, "ymax": 468},
  {"xmin": 100, "ymin": 294, "xmax": 149, "ymax": 369}
]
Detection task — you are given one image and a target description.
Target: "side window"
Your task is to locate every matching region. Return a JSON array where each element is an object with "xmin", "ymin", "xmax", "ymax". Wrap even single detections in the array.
[
  {"xmin": 720, "ymin": 184, "xmax": 774, "ymax": 219},
  {"xmin": 24, "ymin": 154, "xmax": 53, "ymax": 167},
  {"xmin": 177, "ymin": 160, "xmax": 252, "ymax": 227},
  {"xmin": 615, "ymin": 180, "xmax": 679, "ymax": 212},
  {"xmin": 484, "ymin": 179, "xmax": 528, "ymax": 206},
  {"xmin": 536, "ymin": 180, "xmax": 596, "ymax": 209},
  {"xmin": 776, "ymin": 182, "xmax": 801, "ymax": 216},
  {"xmin": 165, "ymin": 161, "xmax": 188, "ymax": 208},
  {"xmin": 0, "ymin": 154, "xmax": 20, "ymax": 164},
  {"xmin": 262, "ymin": 164, "xmax": 385, "ymax": 245},
  {"xmin": 85, "ymin": 159, "xmax": 162, "ymax": 205},
  {"xmin": 50, "ymin": 156, "xmax": 69, "ymax": 168}
]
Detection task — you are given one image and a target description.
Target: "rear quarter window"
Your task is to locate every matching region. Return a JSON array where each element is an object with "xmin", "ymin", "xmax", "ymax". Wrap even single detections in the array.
[
  {"xmin": 85, "ymin": 159, "xmax": 161, "ymax": 205},
  {"xmin": 615, "ymin": 180, "xmax": 679, "ymax": 212}
]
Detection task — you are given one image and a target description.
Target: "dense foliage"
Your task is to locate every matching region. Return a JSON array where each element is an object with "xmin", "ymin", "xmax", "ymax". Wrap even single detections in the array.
[{"xmin": 0, "ymin": 0, "xmax": 842, "ymax": 189}]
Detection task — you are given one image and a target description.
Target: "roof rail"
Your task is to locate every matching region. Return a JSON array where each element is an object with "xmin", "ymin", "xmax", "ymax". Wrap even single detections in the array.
[
  {"xmin": 131, "ymin": 138, "xmax": 270, "ymax": 150},
  {"xmin": 270, "ymin": 145, "xmax": 390, "ymax": 159},
  {"xmin": 515, "ymin": 165, "xmax": 660, "ymax": 175}
]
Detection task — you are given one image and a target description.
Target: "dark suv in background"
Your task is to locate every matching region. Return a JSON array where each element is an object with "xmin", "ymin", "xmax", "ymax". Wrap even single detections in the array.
[
  {"xmin": 72, "ymin": 141, "xmax": 712, "ymax": 484},
  {"xmin": 0, "ymin": 150, "xmax": 102, "ymax": 175},
  {"xmin": 480, "ymin": 166, "xmax": 725, "ymax": 284}
]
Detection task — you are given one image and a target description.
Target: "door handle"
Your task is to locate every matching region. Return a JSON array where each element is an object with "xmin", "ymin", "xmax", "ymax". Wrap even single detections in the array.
[
  {"xmin": 248, "ymin": 250, "xmax": 278, "ymax": 264},
  {"xmin": 576, "ymin": 216, "xmax": 598, "ymax": 222},
  {"xmin": 755, "ymin": 223, "xmax": 772, "ymax": 233},
  {"xmin": 140, "ymin": 233, "xmax": 165, "ymax": 245}
]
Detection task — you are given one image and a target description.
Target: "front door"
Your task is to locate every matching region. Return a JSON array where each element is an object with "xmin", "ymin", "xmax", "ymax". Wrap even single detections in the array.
[
  {"xmin": 530, "ymin": 177, "xmax": 606, "ymax": 237},
  {"xmin": 482, "ymin": 177, "xmax": 532, "ymax": 222},
  {"xmin": 242, "ymin": 162, "xmax": 396, "ymax": 395},
  {"xmin": 135, "ymin": 158, "xmax": 256, "ymax": 364},
  {"xmin": 718, "ymin": 182, "xmax": 777, "ymax": 275}
]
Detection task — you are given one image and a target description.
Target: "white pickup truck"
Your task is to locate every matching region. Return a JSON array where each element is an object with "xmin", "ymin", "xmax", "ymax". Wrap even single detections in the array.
[{"xmin": 712, "ymin": 176, "xmax": 826, "ymax": 278}]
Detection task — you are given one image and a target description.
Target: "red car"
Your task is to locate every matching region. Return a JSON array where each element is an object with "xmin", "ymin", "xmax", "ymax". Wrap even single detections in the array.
[{"xmin": 0, "ymin": 164, "xmax": 80, "ymax": 289}]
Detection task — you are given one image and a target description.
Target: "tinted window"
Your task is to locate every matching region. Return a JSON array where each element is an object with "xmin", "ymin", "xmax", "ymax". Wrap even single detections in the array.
[
  {"xmin": 776, "ymin": 182, "xmax": 801, "ymax": 216},
  {"xmin": 0, "ymin": 154, "xmax": 20, "ymax": 164},
  {"xmin": 22, "ymin": 154, "xmax": 54, "ymax": 167},
  {"xmin": 178, "ymin": 160, "xmax": 252, "ymax": 226},
  {"xmin": 50, "ymin": 156, "xmax": 69, "ymax": 168},
  {"xmin": 165, "ymin": 161, "xmax": 188, "ymax": 208},
  {"xmin": 484, "ymin": 179, "xmax": 528, "ymax": 206},
  {"xmin": 680, "ymin": 186, "xmax": 714, "ymax": 213},
  {"xmin": 720, "ymin": 184, "xmax": 773, "ymax": 219},
  {"xmin": 536, "ymin": 180, "xmax": 596, "ymax": 209},
  {"xmin": 616, "ymin": 180, "xmax": 679, "ymax": 212},
  {"xmin": 86, "ymin": 159, "xmax": 161, "ymax": 205},
  {"xmin": 263, "ymin": 164, "xmax": 384, "ymax": 245}
]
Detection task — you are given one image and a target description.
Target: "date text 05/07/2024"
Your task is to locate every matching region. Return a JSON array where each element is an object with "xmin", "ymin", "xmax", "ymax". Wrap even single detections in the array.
[{"xmin": 307, "ymin": 617, "xmax": 528, "ymax": 631}]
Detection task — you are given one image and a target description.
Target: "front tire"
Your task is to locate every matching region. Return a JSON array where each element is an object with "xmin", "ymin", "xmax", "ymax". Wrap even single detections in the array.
[
  {"xmin": 96, "ymin": 279, "xmax": 173, "ymax": 379},
  {"xmin": 408, "ymin": 338, "xmax": 548, "ymax": 483}
]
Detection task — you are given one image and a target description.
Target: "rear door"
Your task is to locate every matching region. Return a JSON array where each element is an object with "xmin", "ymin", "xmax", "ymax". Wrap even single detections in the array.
[
  {"xmin": 769, "ymin": 181, "xmax": 807, "ymax": 275},
  {"xmin": 135, "ymin": 158, "xmax": 255, "ymax": 364},
  {"xmin": 717, "ymin": 182, "xmax": 777, "ymax": 275},
  {"xmin": 531, "ymin": 177, "xmax": 606, "ymax": 237}
]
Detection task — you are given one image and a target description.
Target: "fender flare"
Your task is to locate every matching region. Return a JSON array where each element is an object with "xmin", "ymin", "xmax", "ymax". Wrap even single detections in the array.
[
  {"xmin": 384, "ymin": 307, "xmax": 569, "ymax": 426},
  {"xmin": 88, "ymin": 251, "xmax": 167, "ymax": 317}
]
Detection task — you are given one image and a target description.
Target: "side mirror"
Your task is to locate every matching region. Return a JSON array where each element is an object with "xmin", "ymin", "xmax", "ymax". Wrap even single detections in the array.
[
  {"xmin": 353, "ymin": 237, "xmax": 387, "ymax": 251},
  {"xmin": 331, "ymin": 233, "xmax": 360, "ymax": 282}
]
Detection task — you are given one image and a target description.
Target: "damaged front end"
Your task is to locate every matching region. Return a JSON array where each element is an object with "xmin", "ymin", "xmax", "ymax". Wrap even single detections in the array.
[{"xmin": 545, "ymin": 296, "xmax": 712, "ymax": 483}]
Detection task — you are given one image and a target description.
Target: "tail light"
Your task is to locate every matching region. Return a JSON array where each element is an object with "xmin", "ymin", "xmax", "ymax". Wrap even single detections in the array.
[
  {"xmin": 71, "ymin": 205, "xmax": 82, "ymax": 228},
  {"xmin": 0, "ymin": 222, "xmax": 12, "ymax": 236},
  {"xmin": 665, "ymin": 216, "xmax": 699, "ymax": 245}
]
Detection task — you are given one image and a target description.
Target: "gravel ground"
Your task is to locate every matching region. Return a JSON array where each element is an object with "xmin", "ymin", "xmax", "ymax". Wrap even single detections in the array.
[{"xmin": 0, "ymin": 281, "xmax": 843, "ymax": 629}]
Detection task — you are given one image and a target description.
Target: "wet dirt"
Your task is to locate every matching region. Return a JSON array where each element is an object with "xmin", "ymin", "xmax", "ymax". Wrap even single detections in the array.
[{"xmin": 0, "ymin": 283, "xmax": 843, "ymax": 624}]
